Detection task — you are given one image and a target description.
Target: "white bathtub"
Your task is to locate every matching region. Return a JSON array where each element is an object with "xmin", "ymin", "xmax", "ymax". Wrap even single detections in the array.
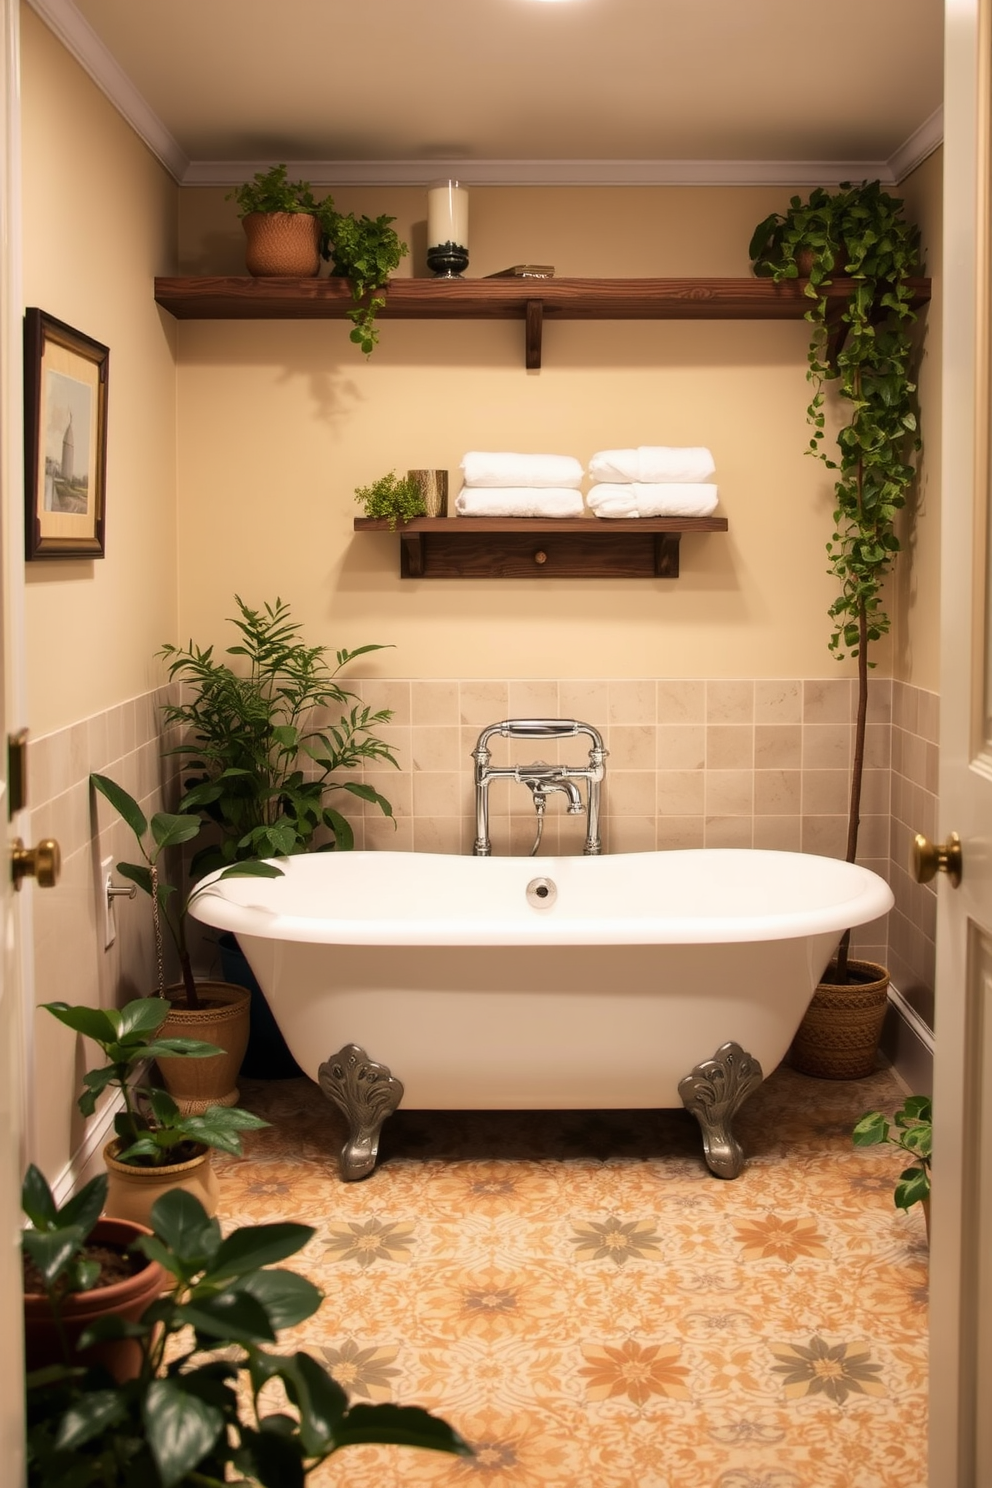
[{"xmin": 192, "ymin": 849, "xmax": 894, "ymax": 1180}]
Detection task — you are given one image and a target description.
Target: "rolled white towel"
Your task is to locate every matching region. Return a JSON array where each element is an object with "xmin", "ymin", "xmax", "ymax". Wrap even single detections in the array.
[
  {"xmin": 588, "ymin": 446, "xmax": 715, "ymax": 484},
  {"xmin": 587, "ymin": 482, "xmax": 719, "ymax": 519},
  {"xmin": 460, "ymin": 451, "xmax": 583, "ymax": 488},
  {"xmin": 455, "ymin": 486, "xmax": 585, "ymax": 518}
]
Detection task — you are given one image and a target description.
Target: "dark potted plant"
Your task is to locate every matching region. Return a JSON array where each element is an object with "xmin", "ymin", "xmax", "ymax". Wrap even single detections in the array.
[
  {"xmin": 21, "ymin": 1166, "xmax": 165, "ymax": 1380},
  {"xmin": 320, "ymin": 206, "xmax": 409, "ymax": 354},
  {"xmin": 43, "ymin": 995, "xmax": 269, "ymax": 1223},
  {"xmin": 25, "ymin": 1187, "xmax": 471, "ymax": 1487},
  {"xmin": 750, "ymin": 181, "xmax": 924, "ymax": 1078},
  {"xmin": 90, "ymin": 772, "xmax": 282, "ymax": 1108},
  {"xmin": 228, "ymin": 163, "xmax": 327, "ymax": 277},
  {"xmin": 853, "ymin": 1094, "xmax": 932, "ymax": 1237}
]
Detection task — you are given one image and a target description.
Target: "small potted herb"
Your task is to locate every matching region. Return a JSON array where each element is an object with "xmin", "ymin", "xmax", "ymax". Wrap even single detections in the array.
[{"xmin": 354, "ymin": 469, "xmax": 427, "ymax": 529}]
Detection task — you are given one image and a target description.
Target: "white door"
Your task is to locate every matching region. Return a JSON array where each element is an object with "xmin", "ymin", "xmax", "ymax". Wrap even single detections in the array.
[{"xmin": 928, "ymin": 1, "xmax": 992, "ymax": 1482}]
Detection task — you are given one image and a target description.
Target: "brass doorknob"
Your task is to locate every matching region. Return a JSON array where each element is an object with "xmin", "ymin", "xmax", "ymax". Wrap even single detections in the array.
[
  {"xmin": 11, "ymin": 837, "xmax": 61, "ymax": 891},
  {"xmin": 911, "ymin": 830, "xmax": 962, "ymax": 888}
]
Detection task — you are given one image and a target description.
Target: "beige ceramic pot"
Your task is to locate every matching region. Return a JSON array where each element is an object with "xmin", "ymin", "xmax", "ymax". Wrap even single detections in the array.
[
  {"xmin": 23, "ymin": 1216, "xmax": 164, "ymax": 1380},
  {"xmin": 788, "ymin": 959, "xmax": 890, "ymax": 1080},
  {"xmin": 242, "ymin": 211, "xmax": 321, "ymax": 276},
  {"xmin": 103, "ymin": 1139, "xmax": 220, "ymax": 1226},
  {"xmin": 156, "ymin": 980, "xmax": 251, "ymax": 1113}
]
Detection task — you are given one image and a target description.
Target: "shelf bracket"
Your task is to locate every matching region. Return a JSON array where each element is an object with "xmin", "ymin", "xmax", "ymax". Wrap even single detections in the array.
[
  {"xmin": 525, "ymin": 299, "xmax": 543, "ymax": 370},
  {"xmin": 399, "ymin": 532, "xmax": 425, "ymax": 578}
]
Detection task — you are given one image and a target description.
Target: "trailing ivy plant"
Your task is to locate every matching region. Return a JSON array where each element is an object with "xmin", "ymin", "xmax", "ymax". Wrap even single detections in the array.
[
  {"xmin": 159, "ymin": 597, "xmax": 399, "ymax": 877},
  {"xmin": 320, "ymin": 208, "xmax": 408, "ymax": 354},
  {"xmin": 354, "ymin": 469, "xmax": 427, "ymax": 529},
  {"xmin": 750, "ymin": 181, "xmax": 922, "ymax": 980}
]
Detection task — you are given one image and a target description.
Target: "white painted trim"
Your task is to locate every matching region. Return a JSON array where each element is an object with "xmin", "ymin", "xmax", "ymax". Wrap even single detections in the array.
[
  {"xmin": 887, "ymin": 982, "xmax": 936, "ymax": 1054},
  {"xmin": 888, "ymin": 105, "xmax": 945, "ymax": 182},
  {"xmin": 23, "ymin": 0, "xmax": 188, "ymax": 181},
  {"xmin": 50, "ymin": 1078, "xmax": 138, "ymax": 1207},
  {"xmin": 26, "ymin": 0, "xmax": 942, "ymax": 191},
  {"xmin": 183, "ymin": 156, "xmax": 899, "ymax": 189}
]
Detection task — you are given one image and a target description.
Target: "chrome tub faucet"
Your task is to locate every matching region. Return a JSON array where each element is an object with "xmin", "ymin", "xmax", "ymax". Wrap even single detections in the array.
[{"xmin": 471, "ymin": 718, "xmax": 608, "ymax": 856}]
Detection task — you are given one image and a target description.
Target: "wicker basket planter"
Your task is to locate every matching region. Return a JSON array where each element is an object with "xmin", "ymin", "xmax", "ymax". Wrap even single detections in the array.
[
  {"xmin": 242, "ymin": 210, "xmax": 321, "ymax": 276},
  {"xmin": 788, "ymin": 958, "xmax": 890, "ymax": 1080},
  {"xmin": 156, "ymin": 980, "xmax": 251, "ymax": 1113}
]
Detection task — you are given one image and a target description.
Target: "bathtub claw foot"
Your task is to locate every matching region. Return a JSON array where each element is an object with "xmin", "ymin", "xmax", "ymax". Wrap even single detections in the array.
[
  {"xmin": 678, "ymin": 1041, "xmax": 764, "ymax": 1180},
  {"xmin": 318, "ymin": 1044, "xmax": 404, "ymax": 1181}
]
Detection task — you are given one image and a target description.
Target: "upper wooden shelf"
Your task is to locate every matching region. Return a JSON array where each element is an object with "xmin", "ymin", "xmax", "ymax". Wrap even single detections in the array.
[{"xmin": 153, "ymin": 275, "xmax": 933, "ymax": 369}]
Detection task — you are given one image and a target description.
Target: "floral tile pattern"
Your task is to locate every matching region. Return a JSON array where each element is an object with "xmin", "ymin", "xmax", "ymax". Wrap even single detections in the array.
[{"xmin": 213, "ymin": 1064, "xmax": 927, "ymax": 1488}]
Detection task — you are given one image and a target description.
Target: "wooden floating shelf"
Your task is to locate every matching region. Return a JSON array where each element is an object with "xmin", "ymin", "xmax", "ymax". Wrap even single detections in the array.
[
  {"xmin": 353, "ymin": 515, "xmax": 729, "ymax": 579},
  {"xmin": 154, "ymin": 275, "xmax": 932, "ymax": 369}
]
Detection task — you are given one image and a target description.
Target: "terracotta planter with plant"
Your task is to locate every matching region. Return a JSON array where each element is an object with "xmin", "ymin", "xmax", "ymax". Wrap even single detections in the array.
[
  {"xmin": 102, "ymin": 1137, "xmax": 220, "ymax": 1226},
  {"xmin": 750, "ymin": 181, "xmax": 923, "ymax": 1077},
  {"xmin": 21, "ymin": 1168, "xmax": 164, "ymax": 1381},
  {"xmin": 242, "ymin": 208, "xmax": 321, "ymax": 276}
]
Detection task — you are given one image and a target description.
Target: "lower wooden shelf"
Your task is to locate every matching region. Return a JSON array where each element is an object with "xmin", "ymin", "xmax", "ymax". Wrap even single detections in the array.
[{"xmin": 353, "ymin": 515, "xmax": 728, "ymax": 578}]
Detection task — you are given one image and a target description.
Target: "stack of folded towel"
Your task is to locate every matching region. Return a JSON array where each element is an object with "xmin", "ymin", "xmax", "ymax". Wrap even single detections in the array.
[
  {"xmin": 586, "ymin": 446, "xmax": 719, "ymax": 519},
  {"xmin": 455, "ymin": 451, "xmax": 585, "ymax": 517}
]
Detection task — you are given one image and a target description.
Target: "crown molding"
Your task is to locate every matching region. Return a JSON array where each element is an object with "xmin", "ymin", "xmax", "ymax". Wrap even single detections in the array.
[
  {"xmin": 182, "ymin": 157, "xmax": 899, "ymax": 189},
  {"xmin": 888, "ymin": 105, "xmax": 944, "ymax": 181},
  {"xmin": 28, "ymin": 0, "xmax": 942, "ymax": 192},
  {"xmin": 25, "ymin": 0, "xmax": 189, "ymax": 180}
]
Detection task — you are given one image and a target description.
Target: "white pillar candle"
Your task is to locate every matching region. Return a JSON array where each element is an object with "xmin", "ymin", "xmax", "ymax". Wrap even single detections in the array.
[{"xmin": 427, "ymin": 180, "xmax": 469, "ymax": 250}]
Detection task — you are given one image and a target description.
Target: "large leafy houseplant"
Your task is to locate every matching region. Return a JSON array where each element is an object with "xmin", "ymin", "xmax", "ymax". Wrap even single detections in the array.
[
  {"xmin": 159, "ymin": 596, "xmax": 399, "ymax": 878},
  {"xmin": 25, "ymin": 1185, "xmax": 471, "ymax": 1487},
  {"xmin": 750, "ymin": 181, "xmax": 922, "ymax": 984},
  {"xmin": 90, "ymin": 772, "xmax": 282, "ymax": 1010}
]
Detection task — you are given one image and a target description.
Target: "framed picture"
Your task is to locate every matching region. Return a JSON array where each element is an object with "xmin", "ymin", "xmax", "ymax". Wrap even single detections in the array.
[{"xmin": 24, "ymin": 309, "xmax": 108, "ymax": 560}]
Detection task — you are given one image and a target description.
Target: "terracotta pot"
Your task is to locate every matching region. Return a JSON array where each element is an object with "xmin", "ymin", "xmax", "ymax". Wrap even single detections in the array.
[
  {"xmin": 103, "ymin": 1138, "xmax": 220, "ymax": 1226},
  {"xmin": 788, "ymin": 959, "xmax": 890, "ymax": 1080},
  {"xmin": 242, "ymin": 211, "xmax": 321, "ymax": 276},
  {"xmin": 23, "ymin": 1216, "xmax": 164, "ymax": 1380},
  {"xmin": 156, "ymin": 980, "xmax": 251, "ymax": 1113}
]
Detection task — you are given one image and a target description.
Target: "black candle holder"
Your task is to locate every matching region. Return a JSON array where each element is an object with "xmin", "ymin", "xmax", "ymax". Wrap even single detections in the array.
[{"xmin": 427, "ymin": 241, "xmax": 469, "ymax": 278}]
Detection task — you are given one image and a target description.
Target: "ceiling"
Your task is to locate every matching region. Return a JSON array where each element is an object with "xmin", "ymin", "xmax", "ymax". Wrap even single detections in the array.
[{"xmin": 35, "ymin": 0, "xmax": 945, "ymax": 184}]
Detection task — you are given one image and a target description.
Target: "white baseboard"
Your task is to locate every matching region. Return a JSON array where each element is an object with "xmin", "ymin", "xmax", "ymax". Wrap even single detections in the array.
[{"xmin": 50, "ymin": 1073, "xmax": 147, "ymax": 1206}]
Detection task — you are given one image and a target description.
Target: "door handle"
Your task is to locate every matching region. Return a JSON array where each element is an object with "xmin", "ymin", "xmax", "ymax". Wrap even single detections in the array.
[
  {"xmin": 11, "ymin": 837, "xmax": 61, "ymax": 890},
  {"xmin": 911, "ymin": 830, "xmax": 962, "ymax": 888}
]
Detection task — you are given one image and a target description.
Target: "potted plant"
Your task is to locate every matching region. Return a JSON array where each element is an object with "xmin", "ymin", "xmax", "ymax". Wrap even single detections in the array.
[
  {"xmin": 91, "ymin": 772, "xmax": 282, "ymax": 1110},
  {"xmin": 43, "ymin": 995, "xmax": 269, "ymax": 1223},
  {"xmin": 853, "ymin": 1094, "xmax": 932, "ymax": 1237},
  {"xmin": 354, "ymin": 469, "xmax": 427, "ymax": 530},
  {"xmin": 320, "ymin": 207, "xmax": 409, "ymax": 354},
  {"xmin": 25, "ymin": 1186, "xmax": 471, "ymax": 1487},
  {"xmin": 21, "ymin": 1165, "xmax": 165, "ymax": 1380},
  {"xmin": 750, "ymin": 181, "xmax": 923, "ymax": 1078},
  {"xmin": 228, "ymin": 163, "xmax": 327, "ymax": 277}
]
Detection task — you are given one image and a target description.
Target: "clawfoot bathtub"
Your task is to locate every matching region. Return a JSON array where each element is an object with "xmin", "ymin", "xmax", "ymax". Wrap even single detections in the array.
[{"xmin": 191, "ymin": 849, "xmax": 894, "ymax": 1182}]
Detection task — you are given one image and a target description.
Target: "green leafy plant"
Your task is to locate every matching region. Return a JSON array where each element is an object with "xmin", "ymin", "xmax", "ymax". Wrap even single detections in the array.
[
  {"xmin": 227, "ymin": 164, "xmax": 326, "ymax": 218},
  {"xmin": 853, "ymin": 1094, "xmax": 932, "ymax": 1212},
  {"xmin": 22, "ymin": 1165, "xmax": 111, "ymax": 1307},
  {"xmin": 354, "ymin": 469, "xmax": 427, "ymax": 529},
  {"xmin": 159, "ymin": 596, "xmax": 398, "ymax": 876},
  {"xmin": 320, "ymin": 208, "xmax": 408, "ymax": 354},
  {"xmin": 750, "ymin": 181, "xmax": 922, "ymax": 981},
  {"xmin": 43, "ymin": 996, "xmax": 269, "ymax": 1167},
  {"xmin": 90, "ymin": 773, "xmax": 282, "ymax": 1008},
  {"xmin": 25, "ymin": 1185, "xmax": 471, "ymax": 1487}
]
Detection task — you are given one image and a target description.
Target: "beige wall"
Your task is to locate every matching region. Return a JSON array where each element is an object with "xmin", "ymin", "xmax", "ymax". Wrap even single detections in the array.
[
  {"xmin": 176, "ymin": 181, "xmax": 944, "ymax": 682},
  {"xmin": 21, "ymin": 4, "xmax": 179, "ymax": 736},
  {"xmin": 20, "ymin": 8, "xmax": 180, "ymax": 1182}
]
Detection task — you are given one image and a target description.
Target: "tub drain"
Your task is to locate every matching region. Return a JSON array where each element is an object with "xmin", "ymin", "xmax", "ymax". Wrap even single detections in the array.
[{"xmin": 526, "ymin": 876, "xmax": 557, "ymax": 908}]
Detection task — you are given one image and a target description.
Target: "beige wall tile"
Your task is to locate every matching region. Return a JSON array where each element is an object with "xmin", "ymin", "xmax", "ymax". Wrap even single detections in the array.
[
  {"xmin": 560, "ymin": 679, "xmax": 610, "ymax": 721},
  {"xmin": 755, "ymin": 680, "xmax": 802, "ymax": 723},
  {"xmin": 802, "ymin": 770, "xmax": 849, "ymax": 815},
  {"xmin": 917, "ymin": 688, "xmax": 939, "ymax": 744},
  {"xmin": 705, "ymin": 816, "xmax": 753, "ymax": 847},
  {"xmin": 411, "ymin": 725, "xmax": 462, "ymax": 772},
  {"xmin": 459, "ymin": 680, "xmax": 509, "ymax": 725},
  {"xmin": 412, "ymin": 771, "xmax": 467, "ymax": 817},
  {"xmin": 411, "ymin": 680, "xmax": 459, "ymax": 726},
  {"xmin": 857, "ymin": 814, "xmax": 890, "ymax": 858},
  {"xmin": 609, "ymin": 725, "xmax": 656, "ymax": 769},
  {"xmin": 606, "ymin": 771, "xmax": 656, "ymax": 816},
  {"xmin": 608, "ymin": 817, "xmax": 657, "ymax": 853},
  {"xmin": 754, "ymin": 770, "xmax": 801, "ymax": 816},
  {"xmin": 706, "ymin": 725, "xmax": 753, "ymax": 769},
  {"xmin": 706, "ymin": 770, "xmax": 753, "ymax": 815},
  {"xmin": 801, "ymin": 815, "xmax": 847, "ymax": 858},
  {"xmin": 366, "ymin": 772, "xmax": 412, "ymax": 819},
  {"xmin": 413, "ymin": 816, "xmax": 466, "ymax": 854},
  {"xmin": 657, "ymin": 680, "xmax": 705, "ymax": 724},
  {"xmin": 754, "ymin": 724, "xmax": 802, "ymax": 769},
  {"xmin": 802, "ymin": 724, "xmax": 851, "ymax": 770},
  {"xmin": 657, "ymin": 816, "xmax": 704, "ymax": 849},
  {"xmin": 803, "ymin": 678, "xmax": 853, "ymax": 724},
  {"xmin": 706, "ymin": 680, "xmax": 754, "ymax": 724},
  {"xmin": 753, "ymin": 815, "xmax": 802, "ymax": 851},
  {"xmin": 657, "ymin": 725, "xmax": 705, "ymax": 770},
  {"xmin": 657, "ymin": 770, "xmax": 706, "ymax": 815},
  {"xmin": 860, "ymin": 768, "xmax": 890, "ymax": 815},
  {"xmin": 365, "ymin": 816, "xmax": 414, "ymax": 852},
  {"xmin": 508, "ymin": 679, "xmax": 559, "ymax": 717},
  {"xmin": 357, "ymin": 677, "xmax": 412, "ymax": 725},
  {"xmin": 609, "ymin": 680, "xmax": 656, "ymax": 725},
  {"xmin": 864, "ymin": 722, "xmax": 891, "ymax": 770},
  {"xmin": 362, "ymin": 724, "xmax": 411, "ymax": 773},
  {"xmin": 867, "ymin": 677, "xmax": 892, "ymax": 724}
]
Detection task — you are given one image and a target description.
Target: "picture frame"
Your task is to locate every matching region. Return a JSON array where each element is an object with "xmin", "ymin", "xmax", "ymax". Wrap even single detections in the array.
[{"xmin": 24, "ymin": 308, "xmax": 108, "ymax": 560}]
